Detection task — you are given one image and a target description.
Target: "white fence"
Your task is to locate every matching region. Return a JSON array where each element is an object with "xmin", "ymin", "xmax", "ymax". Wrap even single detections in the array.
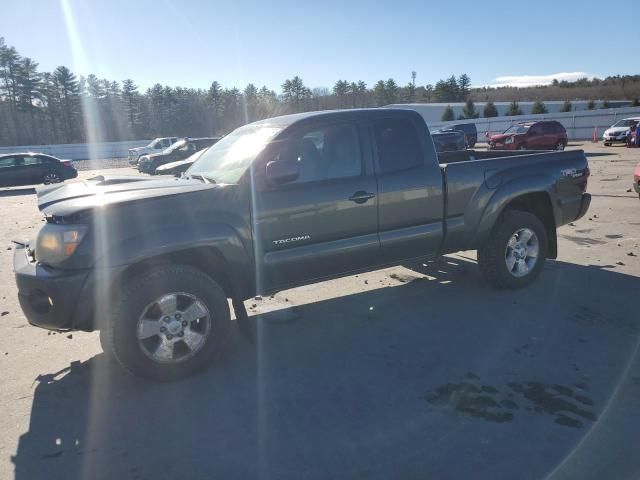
[
  {"xmin": 0, "ymin": 139, "xmax": 149, "ymax": 160},
  {"xmin": 393, "ymin": 104, "xmax": 640, "ymax": 141}
]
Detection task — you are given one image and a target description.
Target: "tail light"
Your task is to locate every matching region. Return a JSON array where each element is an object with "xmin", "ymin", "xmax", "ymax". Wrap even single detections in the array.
[{"xmin": 61, "ymin": 160, "xmax": 73, "ymax": 167}]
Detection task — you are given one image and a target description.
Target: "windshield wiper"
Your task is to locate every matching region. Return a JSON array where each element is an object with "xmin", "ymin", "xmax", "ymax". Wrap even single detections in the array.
[{"xmin": 189, "ymin": 174, "xmax": 216, "ymax": 184}]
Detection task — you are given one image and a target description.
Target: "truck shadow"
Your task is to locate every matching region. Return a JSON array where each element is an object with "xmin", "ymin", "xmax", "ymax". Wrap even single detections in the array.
[{"xmin": 11, "ymin": 258, "xmax": 640, "ymax": 480}]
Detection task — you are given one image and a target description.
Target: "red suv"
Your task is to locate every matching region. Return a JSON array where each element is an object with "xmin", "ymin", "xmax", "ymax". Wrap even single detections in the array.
[{"xmin": 488, "ymin": 121, "xmax": 568, "ymax": 151}]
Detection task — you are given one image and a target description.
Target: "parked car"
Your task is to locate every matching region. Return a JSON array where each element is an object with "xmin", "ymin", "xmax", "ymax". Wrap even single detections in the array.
[
  {"xmin": 128, "ymin": 137, "xmax": 178, "ymax": 165},
  {"xmin": 155, "ymin": 144, "xmax": 215, "ymax": 176},
  {"xmin": 488, "ymin": 121, "xmax": 567, "ymax": 151},
  {"xmin": 603, "ymin": 118, "xmax": 640, "ymax": 146},
  {"xmin": 633, "ymin": 162, "xmax": 640, "ymax": 199},
  {"xmin": 14, "ymin": 108, "xmax": 591, "ymax": 381},
  {"xmin": 446, "ymin": 123, "xmax": 478, "ymax": 147},
  {"xmin": 0, "ymin": 153, "xmax": 77, "ymax": 188},
  {"xmin": 432, "ymin": 129, "xmax": 466, "ymax": 152},
  {"xmin": 137, "ymin": 137, "xmax": 218, "ymax": 174}
]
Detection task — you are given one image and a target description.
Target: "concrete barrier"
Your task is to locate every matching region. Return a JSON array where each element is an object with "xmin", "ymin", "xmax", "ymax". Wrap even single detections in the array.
[{"xmin": 0, "ymin": 139, "xmax": 150, "ymax": 160}]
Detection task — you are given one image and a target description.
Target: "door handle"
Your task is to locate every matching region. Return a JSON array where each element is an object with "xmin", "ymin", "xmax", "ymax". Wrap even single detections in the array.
[{"xmin": 349, "ymin": 191, "xmax": 376, "ymax": 204}]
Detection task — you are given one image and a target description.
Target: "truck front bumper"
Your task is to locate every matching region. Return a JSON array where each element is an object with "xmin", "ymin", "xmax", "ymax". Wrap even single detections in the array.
[
  {"xmin": 13, "ymin": 244, "xmax": 124, "ymax": 331},
  {"xmin": 13, "ymin": 243, "xmax": 89, "ymax": 330}
]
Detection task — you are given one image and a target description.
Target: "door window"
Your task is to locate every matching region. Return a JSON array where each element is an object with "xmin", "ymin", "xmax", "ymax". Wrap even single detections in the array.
[
  {"xmin": 277, "ymin": 123, "xmax": 362, "ymax": 184},
  {"xmin": 0, "ymin": 157, "xmax": 18, "ymax": 168},
  {"xmin": 373, "ymin": 118, "xmax": 423, "ymax": 174},
  {"xmin": 162, "ymin": 138, "xmax": 172, "ymax": 148},
  {"xmin": 23, "ymin": 156, "xmax": 43, "ymax": 166}
]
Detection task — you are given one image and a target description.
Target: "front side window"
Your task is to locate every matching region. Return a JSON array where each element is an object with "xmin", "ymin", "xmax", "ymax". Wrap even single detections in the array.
[
  {"xmin": 373, "ymin": 118, "xmax": 423, "ymax": 174},
  {"xmin": 0, "ymin": 157, "xmax": 17, "ymax": 168},
  {"xmin": 189, "ymin": 124, "xmax": 283, "ymax": 184},
  {"xmin": 276, "ymin": 122, "xmax": 362, "ymax": 184}
]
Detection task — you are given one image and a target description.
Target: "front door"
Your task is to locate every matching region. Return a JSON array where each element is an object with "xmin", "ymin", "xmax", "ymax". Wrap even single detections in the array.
[{"xmin": 253, "ymin": 120, "xmax": 380, "ymax": 292}]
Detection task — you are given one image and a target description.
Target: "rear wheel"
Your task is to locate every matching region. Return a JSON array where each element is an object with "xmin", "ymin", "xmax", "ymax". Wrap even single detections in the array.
[
  {"xmin": 517, "ymin": 144, "xmax": 528, "ymax": 151},
  {"xmin": 603, "ymin": 142, "xmax": 611, "ymax": 147},
  {"xmin": 555, "ymin": 141, "xmax": 565, "ymax": 151},
  {"xmin": 103, "ymin": 264, "xmax": 231, "ymax": 381},
  {"xmin": 43, "ymin": 171, "xmax": 62, "ymax": 184},
  {"xmin": 478, "ymin": 210, "xmax": 548, "ymax": 289}
]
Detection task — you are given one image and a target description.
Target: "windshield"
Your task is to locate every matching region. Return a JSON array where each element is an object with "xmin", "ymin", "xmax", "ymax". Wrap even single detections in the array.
[
  {"xmin": 503, "ymin": 125, "xmax": 530, "ymax": 135},
  {"xmin": 163, "ymin": 139, "xmax": 187, "ymax": 154},
  {"xmin": 187, "ymin": 125, "xmax": 283, "ymax": 183},
  {"xmin": 612, "ymin": 119, "xmax": 637, "ymax": 128}
]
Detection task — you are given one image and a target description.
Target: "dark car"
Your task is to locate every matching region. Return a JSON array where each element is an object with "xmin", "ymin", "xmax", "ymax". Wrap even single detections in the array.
[
  {"xmin": 432, "ymin": 128, "xmax": 466, "ymax": 152},
  {"xmin": 447, "ymin": 123, "xmax": 478, "ymax": 147},
  {"xmin": 488, "ymin": 121, "xmax": 567, "ymax": 151},
  {"xmin": 13, "ymin": 108, "xmax": 591, "ymax": 381},
  {"xmin": 0, "ymin": 153, "xmax": 78, "ymax": 188},
  {"xmin": 137, "ymin": 137, "xmax": 219, "ymax": 174},
  {"xmin": 155, "ymin": 145, "xmax": 214, "ymax": 176}
]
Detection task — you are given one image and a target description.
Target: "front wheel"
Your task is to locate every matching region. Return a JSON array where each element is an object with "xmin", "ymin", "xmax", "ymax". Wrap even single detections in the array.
[
  {"xmin": 517, "ymin": 144, "xmax": 528, "ymax": 151},
  {"xmin": 103, "ymin": 265, "xmax": 231, "ymax": 381},
  {"xmin": 477, "ymin": 210, "xmax": 548, "ymax": 289},
  {"xmin": 555, "ymin": 141, "xmax": 565, "ymax": 151}
]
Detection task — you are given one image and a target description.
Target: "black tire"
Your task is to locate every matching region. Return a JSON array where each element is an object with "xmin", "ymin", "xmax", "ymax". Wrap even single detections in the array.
[
  {"xmin": 43, "ymin": 171, "xmax": 62, "ymax": 184},
  {"xmin": 603, "ymin": 142, "xmax": 611, "ymax": 147},
  {"xmin": 555, "ymin": 141, "xmax": 565, "ymax": 151},
  {"xmin": 103, "ymin": 264, "xmax": 231, "ymax": 381},
  {"xmin": 477, "ymin": 210, "xmax": 548, "ymax": 289}
]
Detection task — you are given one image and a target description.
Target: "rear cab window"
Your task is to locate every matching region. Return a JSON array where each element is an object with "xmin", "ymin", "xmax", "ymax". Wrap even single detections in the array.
[{"xmin": 373, "ymin": 118, "xmax": 424, "ymax": 174}]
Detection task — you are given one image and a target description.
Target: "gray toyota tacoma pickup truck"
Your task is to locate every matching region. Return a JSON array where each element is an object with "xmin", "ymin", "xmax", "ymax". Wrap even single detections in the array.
[{"xmin": 13, "ymin": 108, "xmax": 591, "ymax": 381}]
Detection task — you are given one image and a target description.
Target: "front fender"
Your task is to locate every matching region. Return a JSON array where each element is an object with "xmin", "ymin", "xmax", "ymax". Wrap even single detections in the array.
[{"xmin": 469, "ymin": 173, "xmax": 560, "ymax": 247}]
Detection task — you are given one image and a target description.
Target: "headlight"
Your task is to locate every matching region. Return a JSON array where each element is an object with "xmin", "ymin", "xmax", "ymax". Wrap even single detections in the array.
[
  {"xmin": 505, "ymin": 136, "xmax": 514, "ymax": 144},
  {"xmin": 35, "ymin": 224, "xmax": 88, "ymax": 264}
]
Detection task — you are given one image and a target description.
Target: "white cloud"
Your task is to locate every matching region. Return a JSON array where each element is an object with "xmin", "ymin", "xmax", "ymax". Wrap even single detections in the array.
[{"xmin": 480, "ymin": 72, "xmax": 595, "ymax": 88}]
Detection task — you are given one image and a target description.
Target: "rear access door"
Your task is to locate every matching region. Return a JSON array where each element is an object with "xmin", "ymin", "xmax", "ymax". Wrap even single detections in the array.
[{"xmin": 370, "ymin": 115, "xmax": 445, "ymax": 262}]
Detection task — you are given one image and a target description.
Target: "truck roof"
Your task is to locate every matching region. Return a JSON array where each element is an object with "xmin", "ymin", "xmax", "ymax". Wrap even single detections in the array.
[{"xmin": 250, "ymin": 108, "xmax": 420, "ymax": 128}]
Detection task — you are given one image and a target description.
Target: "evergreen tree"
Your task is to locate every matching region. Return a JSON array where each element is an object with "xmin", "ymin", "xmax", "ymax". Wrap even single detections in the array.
[
  {"xmin": 483, "ymin": 101, "xmax": 498, "ymax": 117},
  {"xmin": 373, "ymin": 80, "xmax": 386, "ymax": 106},
  {"xmin": 586, "ymin": 100, "xmax": 596, "ymax": 110},
  {"xmin": 457, "ymin": 73, "xmax": 471, "ymax": 100},
  {"xmin": 462, "ymin": 98, "xmax": 479, "ymax": 118},
  {"xmin": 441, "ymin": 105, "xmax": 454, "ymax": 121},
  {"xmin": 631, "ymin": 98, "xmax": 640, "ymax": 107},
  {"xmin": 560, "ymin": 100, "xmax": 572, "ymax": 112},
  {"xmin": 121, "ymin": 79, "xmax": 141, "ymax": 136},
  {"xmin": 505, "ymin": 100, "xmax": 523, "ymax": 116},
  {"xmin": 601, "ymin": 100, "xmax": 610, "ymax": 109},
  {"xmin": 531, "ymin": 100, "xmax": 548, "ymax": 114},
  {"xmin": 384, "ymin": 78, "xmax": 399, "ymax": 104}
]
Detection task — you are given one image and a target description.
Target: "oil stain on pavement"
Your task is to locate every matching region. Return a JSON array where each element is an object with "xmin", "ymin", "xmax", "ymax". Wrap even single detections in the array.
[{"xmin": 424, "ymin": 374, "xmax": 596, "ymax": 428}]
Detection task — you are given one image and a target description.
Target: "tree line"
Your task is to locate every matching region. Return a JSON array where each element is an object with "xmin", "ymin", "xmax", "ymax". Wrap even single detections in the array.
[{"xmin": 2, "ymin": 36, "xmax": 640, "ymax": 146}]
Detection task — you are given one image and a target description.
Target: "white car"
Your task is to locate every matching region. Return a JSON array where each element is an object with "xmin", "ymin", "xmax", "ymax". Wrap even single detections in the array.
[
  {"xmin": 603, "ymin": 118, "xmax": 640, "ymax": 146},
  {"xmin": 128, "ymin": 137, "xmax": 178, "ymax": 164}
]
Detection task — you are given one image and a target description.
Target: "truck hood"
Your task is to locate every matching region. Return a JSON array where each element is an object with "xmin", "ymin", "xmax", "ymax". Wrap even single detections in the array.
[{"xmin": 36, "ymin": 175, "xmax": 214, "ymax": 217}]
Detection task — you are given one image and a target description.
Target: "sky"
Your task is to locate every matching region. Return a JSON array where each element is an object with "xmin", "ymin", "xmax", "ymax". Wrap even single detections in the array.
[{"xmin": 0, "ymin": 0, "xmax": 634, "ymax": 93}]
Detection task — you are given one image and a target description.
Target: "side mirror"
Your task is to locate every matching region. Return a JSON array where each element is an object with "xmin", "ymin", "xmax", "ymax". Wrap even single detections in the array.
[{"xmin": 266, "ymin": 160, "xmax": 299, "ymax": 184}]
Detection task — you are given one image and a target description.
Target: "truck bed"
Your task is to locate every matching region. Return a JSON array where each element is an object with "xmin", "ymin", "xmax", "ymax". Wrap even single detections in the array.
[{"xmin": 438, "ymin": 149, "xmax": 590, "ymax": 253}]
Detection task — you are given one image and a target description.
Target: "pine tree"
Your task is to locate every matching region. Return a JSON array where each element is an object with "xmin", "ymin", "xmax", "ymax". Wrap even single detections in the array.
[
  {"xmin": 384, "ymin": 78, "xmax": 398, "ymax": 104},
  {"xmin": 560, "ymin": 100, "xmax": 572, "ymax": 112},
  {"xmin": 458, "ymin": 74, "xmax": 471, "ymax": 100},
  {"xmin": 483, "ymin": 101, "xmax": 498, "ymax": 118},
  {"xmin": 531, "ymin": 100, "xmax": 548, "ymax": 114},
  {"xmin": 505, "ymin": 101, "xmax": 523, "ymax": 116},
  {"xmin": 52, "ymin": 66, "xmax": 80, "ymax": 143},
  {"xmin": 462, "ymin": 99, "xmax": 479, "ymax": 118},
  {"xmin": 441, "ymin": 105, "xmax": 454, "ymax": 121},
  {"xmin": 586, "ymin": 100, "xmax": 596, "ymax": 110},
  {"xmin": 373, "ymin": 80, "xmax": 386, "ymax": 106}
]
